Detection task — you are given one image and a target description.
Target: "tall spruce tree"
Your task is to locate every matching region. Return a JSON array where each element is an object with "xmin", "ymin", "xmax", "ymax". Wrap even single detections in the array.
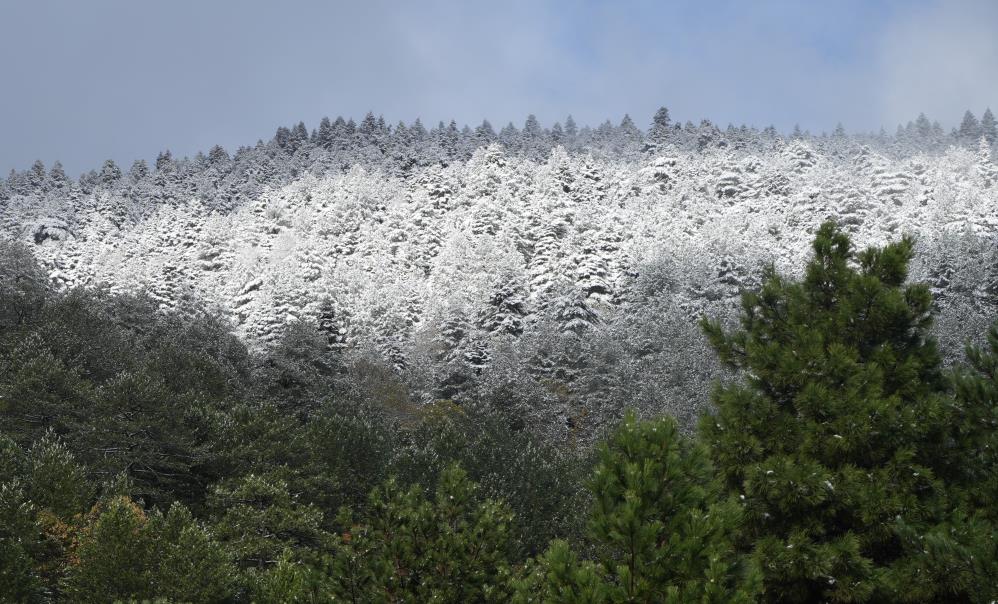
[{"xmin": 700, "ymin": 222, "xmax": 996, "ymax": 602}]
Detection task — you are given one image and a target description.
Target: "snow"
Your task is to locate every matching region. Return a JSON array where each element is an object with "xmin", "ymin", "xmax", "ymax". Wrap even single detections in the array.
[{"xmin": 3, "ymin": 127, "xmax": 998, "ymax": 437}]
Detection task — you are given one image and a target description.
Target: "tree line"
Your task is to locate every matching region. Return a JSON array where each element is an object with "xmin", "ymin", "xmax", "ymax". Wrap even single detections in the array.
[{"xmin": 4, "ymin": 106, "xmax": 996, "ymax": 211}]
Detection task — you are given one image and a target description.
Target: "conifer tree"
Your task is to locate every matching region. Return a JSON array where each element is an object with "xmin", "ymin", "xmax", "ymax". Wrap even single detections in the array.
[
  {"xmin": 959, "ymin": 110, "xmax": 981, "ymax": 146},
  {"xmin": 700, "ymin": 222, "xmax": 997, "ymax": 602},
  {"xmin": 513, "ymin": 412, "xmax": 761, "ymax": 603},
  {"xmin": 981, "ymin": 108, "xmax": 997, "ymax": 146},
  {"xmin": 67, "ymin": 496, "xmax": 236, "ymax": 603},
  {"xmin": 98, "ymin": 159, "xmax": 121, "ymax": 185},
  {"xmin": 649, "ymin": 105, "xmax": 672, "ymax": 148},
  {"xmin": 476, "ymin": 119, "xmax": 497, "ymax": 147},
  {"xmin": 564, "ymin": 114, "xmax": 578, "ymax": 139},
  {"xmin": 952, "ymin": 321, "xmax": 998, "ymax": 527},
  {"xmin": 328, "ymin": 464, "xmax": 515, "ymax": 602}
]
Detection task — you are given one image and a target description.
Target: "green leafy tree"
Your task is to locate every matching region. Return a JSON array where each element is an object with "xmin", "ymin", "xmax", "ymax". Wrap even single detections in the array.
[
  {"xmin": 513, "ymin": 412, "xmax": 760, "ymax": 603},
  {"xmin": 700, "ymin": 222, "xmax": 997, "ymax": 602}
]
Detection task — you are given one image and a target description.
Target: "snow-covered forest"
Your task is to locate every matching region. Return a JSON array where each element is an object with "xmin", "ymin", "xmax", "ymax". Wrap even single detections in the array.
[{"xmin": 3, "ymin": 107, "xmax": 998, "ymax": 439}]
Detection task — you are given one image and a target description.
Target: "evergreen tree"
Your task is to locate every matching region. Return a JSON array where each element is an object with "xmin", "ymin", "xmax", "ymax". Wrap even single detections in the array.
[
  {"xmin": 358, "ymin": 111, "xmax": 379, "ymax": 144},
  {"xmin": 616, "ymin": 114, "xmax": 643, "ymax": 155},
  {"xmin": 564, "ymin": 114, "xmax": 578, "ymax": 139},
  {"xmin": 959, "ymin": 110, "xmax": 981, "ymax": 146},
  {"xmin": 328, "ymin": 464, "xmax": 515, "ymax": 602},
  {"xmin": 274, "ymin": 126, "xmax": 292, "ymax": 150},
  {"xmin": 209, "ymin": 473, "xmax": 326, "ymax": 570},
  {"xmin": 953, "ymin": 322, "xmax": 998, "ymax": 517},
  {"xmin": 100, "ymin": 159, "xmax": 121, "ymax": 186},
  {"xmin": 915, "ymin": 113, "xmax": 932, "ymax": 139},
  {"xmin": 499, "ymin": 121, "xmax": 520, "ymax": 151},
  {"xmin": 47, "ymin": 161, "xmax": 69, "ymax": 188},
  {"xmin": 700, "ymin": 222, "xmax": 997, "ymax": 602},
  {"xmin": 66, "ymin": 496, "xmax": 236, "ymax": 603},
  {"xmin": 154, "ymin": 149, "xmax": 174, "ymax": 173},
  {"xmin": 522, "ymin": 114, "xmax": 547, "ymax": 159},
  {"xmin": 476, "ymin": 119, "xmax": 498, "ymax": 147},
  {"xmin": 981, "ymin": 108, "xmax": 997, "ymax": 145},
  {"xmin": 207, "ymin": 144, "xmax": 230, "ymax": 166},
  {"xmin": 513, "ymin": 412, "xmax": 761, "ymax": 603},
  {"xmin": 24, "ymin": 431, "xmax": 92, "ymax": 520},
  {"xmin": 316, "ymin": 116, "xmax": 334, "ymax": 149},
  {"xmin": 550, "ymin": 121, "xmax": 565, "ymax": 146},
  {"xmin": 0, "ymin": 478, "xmax": 44, "ymax": 602},
  {"xmin": 649, "ymin": 105, "xmax": 672, "ymax": 149},
  {"xmin": 127, "ymin": 159, "xmax": 148, "ymax": 181},
  {"xmin": 28, "ymin": 160, "xmax": 47, "ymax": 191}
]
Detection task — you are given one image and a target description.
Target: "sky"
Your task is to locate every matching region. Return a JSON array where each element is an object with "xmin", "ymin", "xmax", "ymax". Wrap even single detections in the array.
[{"xmin": 2, "ymin": 0, "xmax": 997, "ymax": 175}]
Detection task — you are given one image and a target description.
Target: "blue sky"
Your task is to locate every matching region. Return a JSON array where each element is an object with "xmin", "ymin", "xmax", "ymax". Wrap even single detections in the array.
[{"xmin": 2, "ymin": 0, "xmax": 996, "ymax": 175}]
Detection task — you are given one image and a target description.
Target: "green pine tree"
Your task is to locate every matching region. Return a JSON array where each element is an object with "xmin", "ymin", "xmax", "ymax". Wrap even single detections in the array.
[
  {"xmin": 0, "ymin": 479, "xmax": 44, "ymax": 602},
  {"xmin": 700, "ymin": 221, "xmax": 996, "ymax": 602},
  {"xmin": 66, "ymin": 496, "xmax": 237, "ymax": 603},
  {"xmin": 513, "ymin": 412, "xmax": 760, "ymax": 603},
  {"xmin": 327, "ymin": 463, "xmax": 515, "ymax": 602}
]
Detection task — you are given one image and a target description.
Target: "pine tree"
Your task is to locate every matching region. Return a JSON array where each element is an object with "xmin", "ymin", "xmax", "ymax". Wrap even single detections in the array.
[
  {"xmin": 522, "ymin": 114, "xmax": 546, "ymax": 160},
  {"xmin": 209, "ymin": 473, "xmax": 326, "ymax": 570},
  {"xmin": 981, "ymin": 108, "xmax": 997, "ymax": 145},
  {"xmin": 28, "ymin": 160, "xmax": 46, "ymax": 191},
  {"xmin": 154, "ymin": 149, "xmax": 175, "ymax": 173},
  {"xmin": 616, "ymin": 114, "xmax": 643, "ymax": 155},
  {"xmin": 700, "ymin": 222, "xmax": 996, "ymax": 602},
  {"xmin": 564, "ymin": 115, "xmax": 578, "ymax": 140},
  {"xmin": 67, "ymin": 496, "xmax": 237, "ymax": 603},
  {"xmin": 100, "ymin": 159, "xmax": 121, "ymax": 186},
  {"xmin": 290, "ymin": 121, "xmax": 309, "ymax": 152},
  {"xmin": 476, "ymin": 119, "xmax": 497, "ymax": 147},
  {"xmin": 316, "ymin": 116, "xmax": 334, "ymax": 149},
  {"xmin": 328, "ymin": 464, "xmax": 515, "ymax": 602},
  {"xmin": 48, "ymin": 161, "xmax": 69, "ymax": 188},
  {"xmin": 915, "ymin": 113, "xmax": 932, "ymax": 139},
  {"xmin": 513, "ymin": 412, "xmax": 761, "ymax": 603},
  {"xmin": 207, "ymin": 144, "xmax": 230, "ymax": 166},
  {"xmin": 127, "ymin": 159, "xmax": 148, "ymax": 181},
  {"xmin": 959, "ymin": 110, "xmax": 981, "ymax": 146},
  {"xmin": 649, "ymin": 106, "xmax": 672, "ymax": 148}
]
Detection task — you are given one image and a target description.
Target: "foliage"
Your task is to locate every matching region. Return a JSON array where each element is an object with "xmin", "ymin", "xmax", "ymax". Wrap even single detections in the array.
[
  {"xmin": 2, "ymin": 218, "xmax": 998, "ymax": 602},
  {"xmin": 700, "ymin": 222, "xmax": 998, "ymax": 602},
  {"xmin": 325, "ymin": 464, "xmax": 516, "ymax": 602},
  {"xmin": 66, "ymin": 496, "xmax": 237, "ymax": 603},
  {"xmin": 514, "ymin": 412, "xmax": 761, "ymax": 603}
]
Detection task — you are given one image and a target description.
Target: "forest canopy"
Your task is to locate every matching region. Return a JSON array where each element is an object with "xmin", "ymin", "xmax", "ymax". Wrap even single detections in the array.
[{"xmin": 2, "ymin": 220, "xmax": 997, "ymax": 602}]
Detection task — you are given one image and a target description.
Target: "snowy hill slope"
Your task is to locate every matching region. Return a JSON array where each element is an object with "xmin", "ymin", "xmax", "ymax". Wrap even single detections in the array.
[{"xmin": 4, "ymin": 134, "xmax": 998, "ymax": 437}]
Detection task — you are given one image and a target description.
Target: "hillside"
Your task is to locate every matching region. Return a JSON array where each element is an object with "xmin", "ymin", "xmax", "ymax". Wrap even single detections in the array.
[{"xmin": 3, "ymin": 116, "xmax": 998, "ymax": 438}]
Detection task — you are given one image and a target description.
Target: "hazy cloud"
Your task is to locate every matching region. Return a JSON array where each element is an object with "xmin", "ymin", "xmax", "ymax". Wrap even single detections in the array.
[
  {"xmin": 0, "ymin": 0, "xmax": 994, "ymax": 174},
  {"xmin": 877, "ymin": 0, "xmax": 998, "ymax": 129}
]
